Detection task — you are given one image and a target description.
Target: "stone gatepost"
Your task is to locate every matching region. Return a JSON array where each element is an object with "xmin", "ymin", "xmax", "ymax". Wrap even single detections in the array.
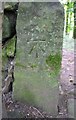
[{"xmin": 14, "ymin": 2, "xmax": 64, "ymax": 117}]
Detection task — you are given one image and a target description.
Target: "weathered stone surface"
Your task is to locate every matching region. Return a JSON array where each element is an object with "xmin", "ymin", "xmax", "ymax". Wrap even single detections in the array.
[
  {"xmin": 2, "ymin": 2, "xmax": 18, "ymax": 80},
  {"xmin": 2, "ymin": 2, "xmax": 19, "ymax": 45},
  {"xmin": 4, "ymin": 2, "xmax": 18, "ymax": 10},
  {"xmin": 2, "ymin": 3, "xmax": 16, "ymax": 39},
  {"xmin": 2, "ymin": 15, "xmax": 10, "ymax": 38},
  {"xmin": 68, "ymin": 99, "xmax": 74, "ymax": 118},
  {"xmin": 14, "ymin": 2, "xmax": 64, "ymax": 116}
]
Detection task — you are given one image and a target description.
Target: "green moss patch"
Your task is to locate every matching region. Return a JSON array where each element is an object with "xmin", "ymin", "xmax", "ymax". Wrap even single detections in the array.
[
  {"xmin": 46, "ymin": 53, "xmax": 62, "ymax": 74},
  {"xmin": 6, "ymin": 36, "xmax": 16, "ymax": 57},
  {"xmin": 2, "ymin": 36, "xmax": 16, "ymax": 69}
]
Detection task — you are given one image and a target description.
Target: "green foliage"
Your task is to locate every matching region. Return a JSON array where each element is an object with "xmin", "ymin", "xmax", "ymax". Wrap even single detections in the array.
[
  {"xmin": 63, "ymin": 0, "xmax": 74, "ymax": 37},
  {"xmin": 74, "ymin": 2, "xmax": 76, "ymax": 38}
]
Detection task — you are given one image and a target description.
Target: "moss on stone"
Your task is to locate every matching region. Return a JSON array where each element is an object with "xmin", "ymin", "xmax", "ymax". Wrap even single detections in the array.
[
  {"xmin": 6, "ymin": 36, "xmax": 16, "ymax": 57},
  {"xmin": 2, "ymin": 46, "xmax": 8, "ymax": 69},
  {"xmin": 4, "ymin": 3, "xmax": 18, "ymax": 10},
  {"xmin": 4, "ymin": 5, "xmax": 14, "ymax": 11},
  {"xmin": 15, "ymin": 62, "xmax": 27, "ymax": 68},
  {"xmin": 2, "ymin": 36, "xmax": 16, "ymax": 69},
  {"xmin": 46, "ymin": 53, "xmax": 62, "ymax": 74}
]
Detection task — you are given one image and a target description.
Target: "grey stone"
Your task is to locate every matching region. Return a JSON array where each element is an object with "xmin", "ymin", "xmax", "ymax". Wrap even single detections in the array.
[
  {"xmin": 68, "ymin": 99, "xmax": 74, "ymax": 118},
  {"xmin": 14, "ymin": 2, "xmax": 64, "ymax": 116},
  {"xmin": 2, "ymin": 15, "xmax": 10, "ymax": 38}
]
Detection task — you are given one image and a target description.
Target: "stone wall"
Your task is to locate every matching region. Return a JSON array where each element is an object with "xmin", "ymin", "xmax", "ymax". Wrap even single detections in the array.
[{"xmin": 2, "ymin": 3, "xmax": 19, "ymax": 118}]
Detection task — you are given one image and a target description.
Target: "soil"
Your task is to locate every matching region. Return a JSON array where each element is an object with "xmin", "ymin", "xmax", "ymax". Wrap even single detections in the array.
[{"xmin": 4, "ymin": 92, "xmax": 53, "ymax": 118}]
